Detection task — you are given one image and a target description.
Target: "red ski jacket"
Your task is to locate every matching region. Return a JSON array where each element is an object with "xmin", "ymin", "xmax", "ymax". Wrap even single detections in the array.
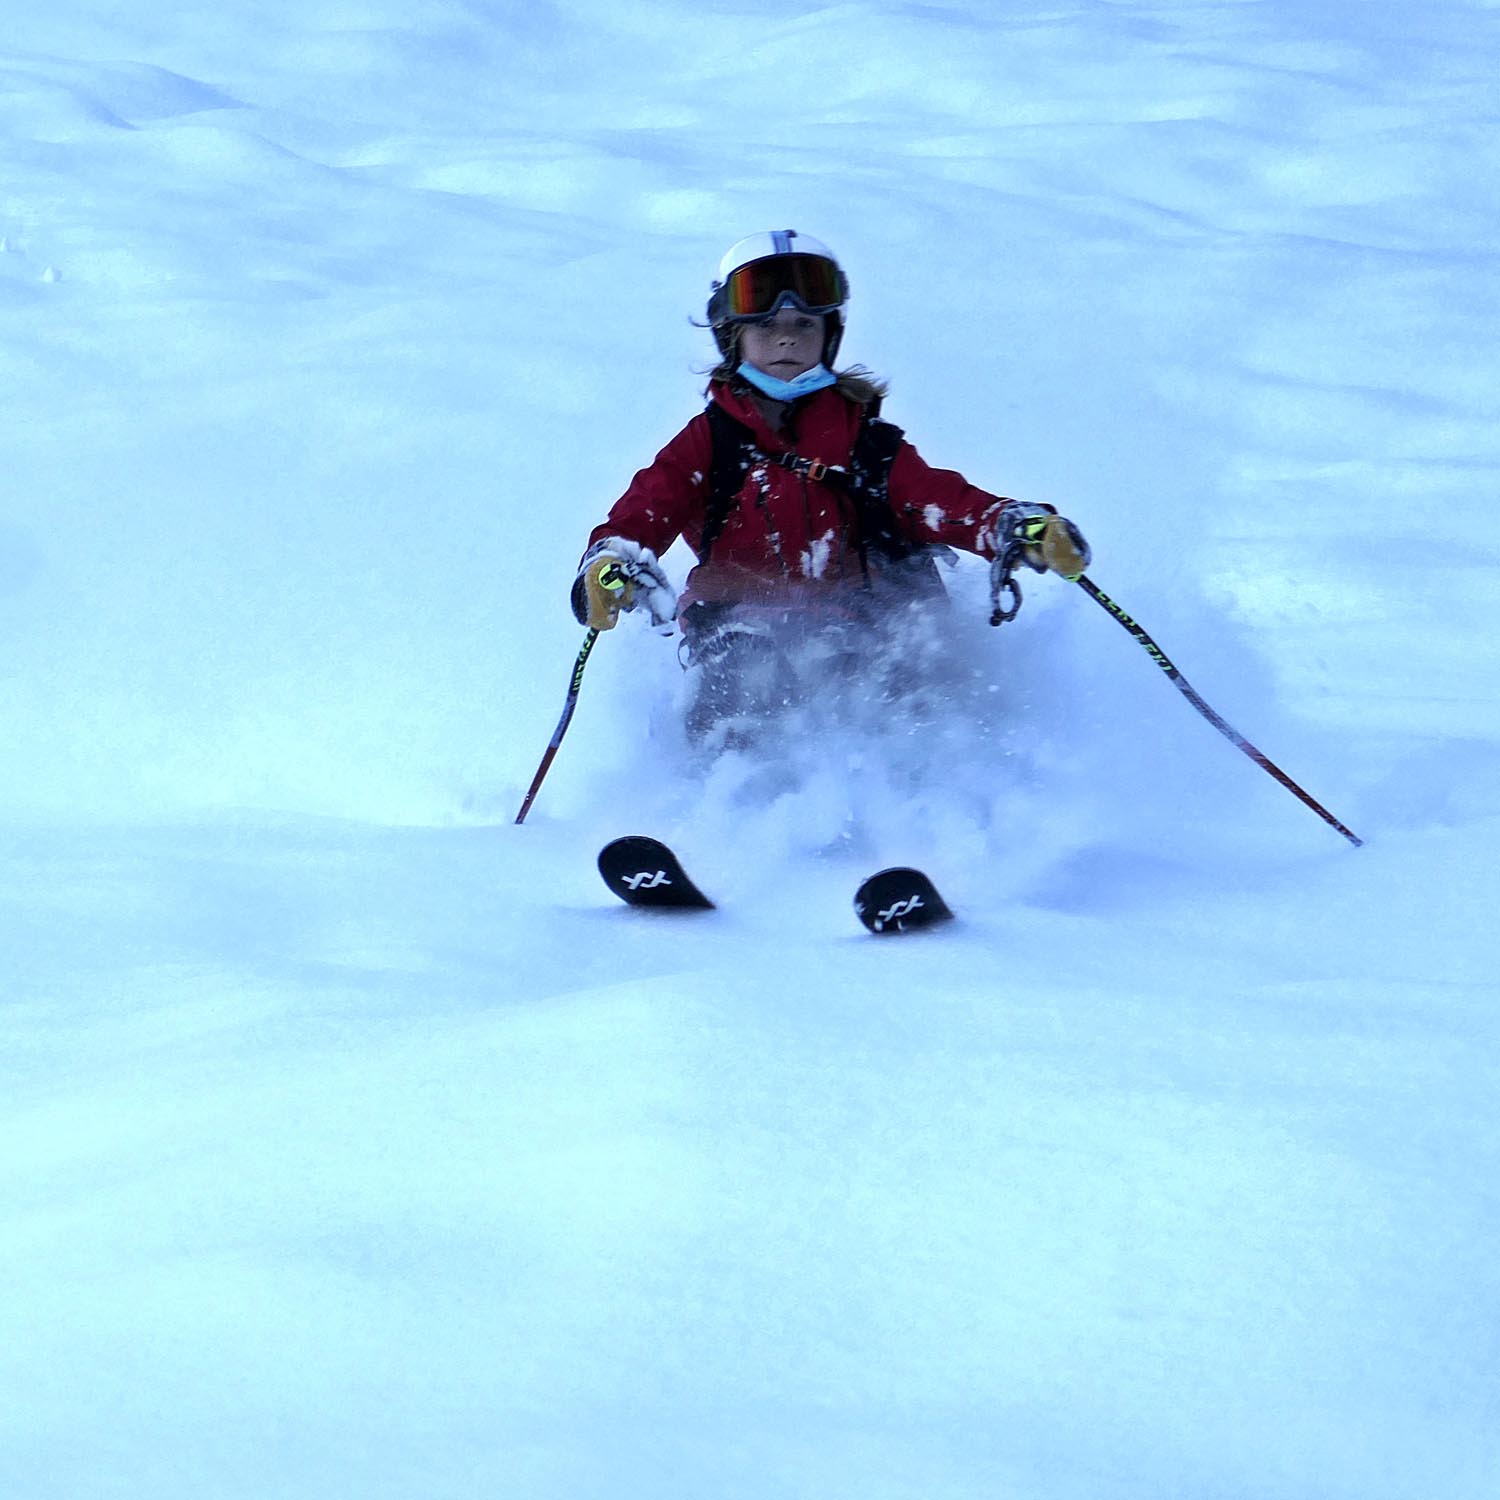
[{"xmin": 586, "ymin": 380, "xmax": 1012, "ymax": 611}]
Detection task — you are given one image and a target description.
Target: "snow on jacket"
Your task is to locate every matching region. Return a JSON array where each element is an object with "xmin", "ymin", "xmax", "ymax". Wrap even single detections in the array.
[{"xmin": 586, "ymin": 379, "xmax": 1012, "ymax": 612}]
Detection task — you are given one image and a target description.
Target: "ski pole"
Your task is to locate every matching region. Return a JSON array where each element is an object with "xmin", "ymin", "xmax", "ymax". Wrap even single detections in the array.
[
  {"xmin": 514, "ymin": 628, "xmax": 600, "ymax": 825},
  {"xmin": 1074, "ymin": 575, "xmax": 1362, "ymax": 847}
]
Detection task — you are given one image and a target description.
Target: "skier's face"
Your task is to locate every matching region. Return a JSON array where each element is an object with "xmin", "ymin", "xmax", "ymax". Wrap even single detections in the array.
[{"xmin": 739, "ymin": 308, "xmax": 826, "ymax": 381}]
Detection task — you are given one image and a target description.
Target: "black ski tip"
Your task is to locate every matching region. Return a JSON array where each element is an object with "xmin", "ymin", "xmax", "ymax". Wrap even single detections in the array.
[
  {"xmin": 854, "ymin": 866, "xmax": 953, "ymax": 935},
  {"xmin": 598, "ymin": 836, "xmax": 715, "ymax": 910}
]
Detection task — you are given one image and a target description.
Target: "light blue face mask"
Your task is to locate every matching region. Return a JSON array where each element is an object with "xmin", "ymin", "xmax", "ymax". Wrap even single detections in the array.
[{"xmin": 736, "ymin": 361, "xmax": 838, "ymax": 402}]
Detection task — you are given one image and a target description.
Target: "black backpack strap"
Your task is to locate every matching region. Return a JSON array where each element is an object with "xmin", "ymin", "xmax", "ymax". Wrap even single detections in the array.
[
  {"xmin": 846, "ymin": 416, "xmax": 913, "ymax": 563},
  {"xmin": 702, "ymin": 403, "xmax": 761, "ymax": 560},
  {"xmin": 700, "ymin": 400, "xmax": 912, "ymax": 567}
]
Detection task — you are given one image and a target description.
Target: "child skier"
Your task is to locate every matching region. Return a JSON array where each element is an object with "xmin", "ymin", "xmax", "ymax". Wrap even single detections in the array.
[{"xmin": 571, "ymin": 229, "xmax": 1090, "ymax": 741}]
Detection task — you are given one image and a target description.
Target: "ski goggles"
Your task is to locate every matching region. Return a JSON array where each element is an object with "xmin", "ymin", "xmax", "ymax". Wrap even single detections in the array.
[{"xmin": 714, "ymin": 253, "xmax": 847, "ymax": 321}]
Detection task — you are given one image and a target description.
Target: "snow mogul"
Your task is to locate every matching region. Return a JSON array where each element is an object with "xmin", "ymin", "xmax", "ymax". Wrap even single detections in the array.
[{"xmin": 571, "ymin": 229, "xmax": 1090, "ymax": 743}]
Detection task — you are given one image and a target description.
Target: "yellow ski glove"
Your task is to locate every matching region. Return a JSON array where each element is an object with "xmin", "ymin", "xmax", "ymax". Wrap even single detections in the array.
[
  {"xmin": 579, "ymin": 555, "xmax": 632, "ymax": 630},
  {"xmin": 996, "ymin": 504, "xmax": 1092, "ymax": 581},
  {"xmin": 570, "ymin": 538, "xmax": 679, "ymax": 631}
]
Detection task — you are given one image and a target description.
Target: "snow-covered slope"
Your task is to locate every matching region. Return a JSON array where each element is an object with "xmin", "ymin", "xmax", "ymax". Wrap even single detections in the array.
[{"xmin": 3, "ymin": 3, "xmax": 1497, "ymax": 1497}]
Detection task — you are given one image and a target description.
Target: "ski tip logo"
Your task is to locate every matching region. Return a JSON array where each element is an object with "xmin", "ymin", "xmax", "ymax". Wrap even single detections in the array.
[
  {"xmin": 622, "ymin": 868, "xmax": 673, "ymax": 892},
  {"xmin": 871, "ymin": 893, "xmax": 923, "ymax": 931},
  {"xmin": 854, "ymin": 867, "xmax": 952, "ymax": 934}
]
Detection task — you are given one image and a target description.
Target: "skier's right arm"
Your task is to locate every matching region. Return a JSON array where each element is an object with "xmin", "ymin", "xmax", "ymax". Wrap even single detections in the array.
[{"xmin": 570, "ymin": 416, "xmax": 714, "ymax": 630}]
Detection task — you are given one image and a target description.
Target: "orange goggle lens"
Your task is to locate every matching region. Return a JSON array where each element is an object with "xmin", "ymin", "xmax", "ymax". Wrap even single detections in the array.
[{"xmin": 722, "ymin": 254, "xmax": 845, "ymax": 318}]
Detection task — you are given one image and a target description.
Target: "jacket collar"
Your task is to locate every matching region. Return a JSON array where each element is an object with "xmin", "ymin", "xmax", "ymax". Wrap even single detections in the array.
[{"xmin": 709, "ymin": 378, "xmax": 857, "ymax": 457}]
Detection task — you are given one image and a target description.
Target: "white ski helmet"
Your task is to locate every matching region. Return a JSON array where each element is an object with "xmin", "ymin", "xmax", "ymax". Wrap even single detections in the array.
[{"xmin": 706, "ymin": 229, "xmax": 849, "ymax": 364}]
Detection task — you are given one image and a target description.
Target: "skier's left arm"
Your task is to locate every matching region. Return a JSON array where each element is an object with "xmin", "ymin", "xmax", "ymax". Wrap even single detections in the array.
[{"xmin": 887, "ymin": 441, "xmax": 1091, "ymax": 579}]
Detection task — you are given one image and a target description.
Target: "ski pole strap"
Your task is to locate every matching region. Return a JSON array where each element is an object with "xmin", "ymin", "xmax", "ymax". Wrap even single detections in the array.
[
  {"xmin": 989, "ymin": 546, "xmax": 1024, "ymax": 625},
  {"xmin": 1076, "ymin": 576, "xmax": 1363, "ymax": 848}
]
